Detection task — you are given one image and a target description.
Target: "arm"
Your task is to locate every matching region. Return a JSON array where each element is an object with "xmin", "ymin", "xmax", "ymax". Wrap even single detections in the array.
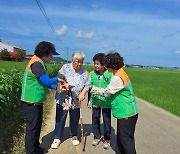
[
  {"xmin": 57, "ymin": 65, "xmax": 67, "ymax": 82},
  {"xmin": 39, "ymin": 74, "xmax": 58, "ymax": 86},
  {"xmin": 83, "ymin": 72, "xmax": 91, "ymax": 92},
  {"xmin": 88, "ymin": 89, "xmax": 91, "ymax": 102},
  {"xmin": 48, "ymin": 83, "xmax": 57, "ymax": 90},
  {"xmin": 56, "ymin": 65, "xmax": 71, "ymax": 91},
  {"xmin": 31, "ymin": 62, "xmax": 58, "ymax": 88},
  {"xmin": 91, "ymin": 75, "xmax": 124, "ymax": 97},
  {"xmin": 79, "ymin": 89, "xmax": 88, "ymax": 102},
  {"xmin": 87, "ymin": 89, "xmax": 92, "ymax": 109},
  {"xmin": 31, "ymin": 62, "xmax": 65, "ymax": 90},
  {"xmin": 87, "ymin": 73, "xmax": 92, "ymax": 108},
  {"xmin": 79, "ymin": 72, "xmax": 90, "ymax": 102}
]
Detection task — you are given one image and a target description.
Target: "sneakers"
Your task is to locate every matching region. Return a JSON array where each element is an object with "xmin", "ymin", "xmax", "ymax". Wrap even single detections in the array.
[
  {"xmin": 92, "ymin": 138, "xmax": 101, "ymax": 146},
  {"xmin": 51, "ymin": 139, "xmax": 61, "ymax": 149},
  {"xmin": 71, "ymin": 136, "xmax": 80, "ymax": 146},
  {"xmin": 103, "ymin": 140, "xmax": 110, "ymax": 149}
]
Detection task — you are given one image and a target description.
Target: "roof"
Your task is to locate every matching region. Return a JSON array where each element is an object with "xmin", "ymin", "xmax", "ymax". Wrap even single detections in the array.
[
  {"xmin": 10, "ymin": 52, "xmax": 17, "ymax": 56},
  {"xmin": 0, "ymin": 41, "xmax": 26, "ymax": 51}
]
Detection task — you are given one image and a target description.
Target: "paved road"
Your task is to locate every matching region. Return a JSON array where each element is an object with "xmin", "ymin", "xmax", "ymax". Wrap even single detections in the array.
[{"xmin": 40, "ymin": 97, "xmax": 180, "ymax": 154}]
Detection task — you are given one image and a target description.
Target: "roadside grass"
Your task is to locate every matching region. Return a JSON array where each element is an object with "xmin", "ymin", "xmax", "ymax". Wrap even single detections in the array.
[
  {"xmin": 0, "ymin": 90, "xmax": 56, "ymax": 154},
  {"xmin": 0, "ymin": 104, "xmax": 25, "ymax": 154}
]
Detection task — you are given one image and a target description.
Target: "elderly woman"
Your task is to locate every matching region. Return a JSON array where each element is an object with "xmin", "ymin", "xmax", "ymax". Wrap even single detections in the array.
[
  {"xmin": 91, "ymin": 52, "xmax": 138, "ymax": 154},
  {"xmin": 51, "ymin": 51, "xmax": 90, "ymax": 149}
]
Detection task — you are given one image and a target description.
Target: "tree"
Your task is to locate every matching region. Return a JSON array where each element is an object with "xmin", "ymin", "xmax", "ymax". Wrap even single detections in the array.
[
  {"xmin": 0, "ymin": 48, "xmax": 11, "ymax": 60},
  {"xmin": 0, "ymin": 48, "xmax": 10, "ymax": 57},
  {"xmin": 15, "ymin": 50, "xmax": 26, "ymax": 61}
]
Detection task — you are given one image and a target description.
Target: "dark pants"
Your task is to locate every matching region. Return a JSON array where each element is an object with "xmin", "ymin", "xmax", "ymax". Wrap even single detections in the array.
[
  {"xmin": 92, "ymin": 107, "xmax": 111, "ymax": 140},
  {"xmin": 54, "ymin": 104, "xmax": 80, "ymax": 140},
  {"xmin": 22, "ymin": 101, "xmax": 43, "ymax": 154},
  {"xmin": 116, "ymin": 114, "xmax": 138, "ymax": 154}
]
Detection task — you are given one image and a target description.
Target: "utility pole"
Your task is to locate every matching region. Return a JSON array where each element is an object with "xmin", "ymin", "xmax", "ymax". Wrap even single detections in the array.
[{"xmin": 66, "ymin": 47, "xmax": 69, "ymax": 63}]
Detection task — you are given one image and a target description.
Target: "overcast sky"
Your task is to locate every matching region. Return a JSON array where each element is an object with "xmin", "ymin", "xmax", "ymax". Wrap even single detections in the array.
[{"xmin": 0, "ymin": 0, "xmax": 180, "ymax": 67}]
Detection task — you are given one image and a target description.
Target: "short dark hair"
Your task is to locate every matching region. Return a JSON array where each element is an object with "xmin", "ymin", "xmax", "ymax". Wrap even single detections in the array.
[
  {"xmin": 105, "ymin": 52, "xmax": 124, "ymax": 70},
  {"xmin": 93, "ymin": 53, "xmax": 106, "ymax": 65},
  {"xmin": 34, "ymin": 41, "xmax": 56, "ymax": 58}
]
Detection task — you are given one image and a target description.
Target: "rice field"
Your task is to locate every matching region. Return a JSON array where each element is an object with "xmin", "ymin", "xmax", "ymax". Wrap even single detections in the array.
[{"xmin": 125, "ymin": 68, "xmax": 180, "ymax": 116}]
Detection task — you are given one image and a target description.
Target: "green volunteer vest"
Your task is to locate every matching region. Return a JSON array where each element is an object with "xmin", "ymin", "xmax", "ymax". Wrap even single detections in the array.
[
  {"xmin": 21, "ymin": 58, "xmax": 48, "ymax": 103},
  {"xmin": 111, "ymin": 69, "xmax": 138, "ymax": 118},
  {"xmin": 90, "ymin": 71, "xmax": 113, "ymax": 108}
]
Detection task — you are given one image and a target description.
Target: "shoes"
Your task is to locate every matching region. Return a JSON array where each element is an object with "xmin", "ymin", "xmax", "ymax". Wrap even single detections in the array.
[
  {"xmin": 71, "ymin": 136, "xmax": 80, "ymax": 146},
  {"xmin": 92, "ymin": 138, "xmax": 101, "ymax": 146},
  {"xmin": 103, "ymin": 140, "xmax": 110, "ymax": 149},
  {"xmin": 51, "ymin": 139, "xmax": 61, "ymax": 149},
  {"xmin": 35, "ymin": 146, "xmax": 44, "ymax": 154}
]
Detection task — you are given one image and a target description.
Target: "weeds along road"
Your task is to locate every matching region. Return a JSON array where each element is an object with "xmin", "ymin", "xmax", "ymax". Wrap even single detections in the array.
[{"xmin": 40, "ymin": 96, "xmax": 180, "ymax": 154}]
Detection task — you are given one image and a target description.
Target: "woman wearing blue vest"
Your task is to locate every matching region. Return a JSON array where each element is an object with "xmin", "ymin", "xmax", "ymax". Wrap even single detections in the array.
[
  {"xmin": 91, "ymin": 52, "xmax": 138, "ymax": 154},
  {"xmin": 21, "ymin": 41, "xmax": 66, "ymax": 154},
  {"xmin": 87, "ymin": 53, "xmax": 113, "ymax": 149}
]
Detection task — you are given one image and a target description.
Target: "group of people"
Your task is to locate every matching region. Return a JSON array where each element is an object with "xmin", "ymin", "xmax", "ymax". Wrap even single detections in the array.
[{"xmin": 21, "ymin": 41, "xmax": 139, "ymax": 154}]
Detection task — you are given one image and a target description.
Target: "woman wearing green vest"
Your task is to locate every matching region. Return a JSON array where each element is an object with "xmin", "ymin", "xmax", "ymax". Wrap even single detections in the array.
[
  {"xmin": 91, "ymin": 52, "xmax": 138, "ymax": 154},
  {"xmin": 21, "ymin": 41, "xmax": 66, "ymax": 154},
  {"xmin": 87, "ymin": 53, "xmax": 113, "ymax": 149}
]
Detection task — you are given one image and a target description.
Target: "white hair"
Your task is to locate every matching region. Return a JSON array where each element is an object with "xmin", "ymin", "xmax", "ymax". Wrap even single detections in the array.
[{"xmin": 72, "ymin": 51, "xmax": 85, "ymax": 61}]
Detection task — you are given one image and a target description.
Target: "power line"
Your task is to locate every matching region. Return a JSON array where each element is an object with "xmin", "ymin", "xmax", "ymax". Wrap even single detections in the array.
[{"xmin": 35, "ymin": 0, "xmax": 65, "ymax": 48}]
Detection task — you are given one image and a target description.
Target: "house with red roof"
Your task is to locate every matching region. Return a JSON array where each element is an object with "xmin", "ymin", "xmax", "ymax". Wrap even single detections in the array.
[{"xmin": 0, "ymin": 40, "xmax": 26, "ymax": 61}]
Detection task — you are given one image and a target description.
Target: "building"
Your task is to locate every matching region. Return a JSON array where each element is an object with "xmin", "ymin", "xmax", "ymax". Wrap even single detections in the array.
[
  {"xmin": 0, "ymin": 41, "xmax": 26, "ymax": 53},
  {"xmin": 0, "ymin": 41, "xmax": 26, "ymax": 61}
]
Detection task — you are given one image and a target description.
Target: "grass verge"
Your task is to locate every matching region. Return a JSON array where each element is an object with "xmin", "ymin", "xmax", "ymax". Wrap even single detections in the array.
[{"xmin": 0, "ymin": 90, "xmax": 55, "ymax": 154}]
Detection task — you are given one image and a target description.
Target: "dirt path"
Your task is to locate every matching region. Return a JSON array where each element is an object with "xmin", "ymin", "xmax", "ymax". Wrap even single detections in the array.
[{"xmin": 40, "ymin": 97, "xmax": 180, "ymax": 154}]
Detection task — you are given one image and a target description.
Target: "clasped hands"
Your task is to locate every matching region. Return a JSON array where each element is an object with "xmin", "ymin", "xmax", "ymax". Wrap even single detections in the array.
[
  {"xmin": 57, "ymin": 78, "xmax": 71, "ymax": 92},
  {"xmin": 90, "ymin": 85, "xmax": 98, "ymax": 93}
]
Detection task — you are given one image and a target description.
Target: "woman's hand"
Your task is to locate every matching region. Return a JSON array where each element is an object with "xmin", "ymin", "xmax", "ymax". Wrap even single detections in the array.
[
  {"xmin": 58, "ymin": 78, "xmax": 65, "ymax": 84},
  {"xmin": 78, "ymin": 92, "xmax": 85, "ymax": 102},
  {"xmin": 87, "ymin": 101, "xmax": 92, "ymax": 109},
  {"xmin": 91, "ymin": 85, "xmax": 98, "ymax": 94},
  {"xmin": 64, "ymin": 83, "xmax": 71, "ymax": 90},
  {"xmin": 58, "ymin": 85, "xmax": 67, "ymax": 92},
  {"xmin": 57, "ymin": 82, "xmax": 70, "ymax": 92}
]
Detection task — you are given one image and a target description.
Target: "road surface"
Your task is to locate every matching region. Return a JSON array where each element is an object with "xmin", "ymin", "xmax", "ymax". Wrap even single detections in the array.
[{"xmin": 40, "ymin": 97, "xmax": 180, "ymax": 154}]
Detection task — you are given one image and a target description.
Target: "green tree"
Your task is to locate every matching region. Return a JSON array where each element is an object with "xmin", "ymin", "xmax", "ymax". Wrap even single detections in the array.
[
  {"xmin": 0, "ymin": 48, "xmax": 10, "ymax": 58},
  {"xmin": 15, "ymin": 50, "xmax": 26, "ymax": 61}
]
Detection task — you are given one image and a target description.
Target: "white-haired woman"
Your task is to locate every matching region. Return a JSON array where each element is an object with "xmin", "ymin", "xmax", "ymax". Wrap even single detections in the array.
[{"xmin": 51, "ymin": 51, "xmax": 90, "ymax": 149}]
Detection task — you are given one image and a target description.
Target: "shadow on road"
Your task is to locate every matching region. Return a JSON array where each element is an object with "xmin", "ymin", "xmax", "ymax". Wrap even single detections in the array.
[
  {"xmin": 40, "ymin": 124, "xmax": 92, "ymax": 153},
  {"xmin": 40, "ymin": 123, "xmax": 116, "ymax": 153}
]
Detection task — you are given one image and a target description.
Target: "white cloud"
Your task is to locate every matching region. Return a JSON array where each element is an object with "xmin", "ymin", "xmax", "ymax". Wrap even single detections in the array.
[
  {"xmin": 55, "ymin": 25, "xmax": 68, "ymax": 36},
  {"xmin": 75, "ymin": 30, "xmax": 95, "ymax": 39},
  {"xmin": 175, "ymin": 51, "xmax": 180, "ymax": 54},
  {"xmin": 75, "ymin": 30, "xmax": 105, "ymax": 41},
  {"xmin": 103, "ymin": 44, "xmax": 117, "ymax": 51},
  {"xmin": 94, "ymin": 35, "xmax": 105, "ymax": 41}
]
